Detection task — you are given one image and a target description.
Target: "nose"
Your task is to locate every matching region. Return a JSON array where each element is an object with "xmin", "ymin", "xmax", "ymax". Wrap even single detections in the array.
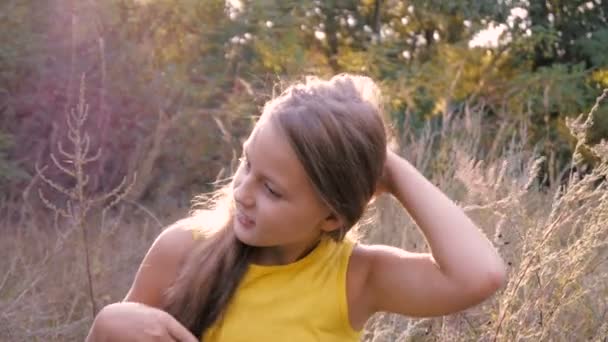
[{"xmin": 233, "ymin": 174, "xmax": 255, "ymax": 209}]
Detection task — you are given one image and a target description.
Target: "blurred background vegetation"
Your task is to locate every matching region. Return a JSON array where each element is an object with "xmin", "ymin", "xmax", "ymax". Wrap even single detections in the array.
[
  {"xmin": 1, "ymin": 0, "xmax": 607, "ymax": 210},
  {"xmin": 1, "ymin": 1, "xmax": 608, "ymax": 341}
]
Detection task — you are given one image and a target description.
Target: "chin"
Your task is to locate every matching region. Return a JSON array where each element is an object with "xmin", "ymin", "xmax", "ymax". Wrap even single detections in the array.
[{"xmin": 233, "ymin": 219, "xmax": 265, "ymax": 247}]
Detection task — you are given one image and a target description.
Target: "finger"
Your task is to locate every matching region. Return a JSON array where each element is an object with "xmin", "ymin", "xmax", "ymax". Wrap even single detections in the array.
[{"xmin": 165, "ymin": 317, "xmax": 198, "ymax": 342}]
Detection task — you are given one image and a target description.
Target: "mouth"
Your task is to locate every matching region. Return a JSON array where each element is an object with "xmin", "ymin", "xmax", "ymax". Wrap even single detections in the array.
[{"xmin": 236, "ymin": 209, "xmax": 255, "ymax": 228}]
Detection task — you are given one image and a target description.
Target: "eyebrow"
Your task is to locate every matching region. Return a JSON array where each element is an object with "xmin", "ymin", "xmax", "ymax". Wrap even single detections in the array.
[{"xmin": 243, "ymin": 144, "xmax": 287, "ymax": 194}]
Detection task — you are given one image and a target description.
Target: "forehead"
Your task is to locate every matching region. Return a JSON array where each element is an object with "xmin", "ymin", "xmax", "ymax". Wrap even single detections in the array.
[{"xmin": 245, "ymin": 122, "xmax": 310, "ymax": 190}]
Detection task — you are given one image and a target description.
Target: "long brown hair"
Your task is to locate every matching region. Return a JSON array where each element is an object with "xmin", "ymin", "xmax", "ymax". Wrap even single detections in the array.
[{"xmin": 162, "ymin": 74, "xmax": 388, "ymax": 338}]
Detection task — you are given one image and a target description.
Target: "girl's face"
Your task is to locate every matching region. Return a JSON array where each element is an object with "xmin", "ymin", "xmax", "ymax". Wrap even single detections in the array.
[{"xmin": 232, "ymin": 120, "xmax": 339, "ymax": 250}]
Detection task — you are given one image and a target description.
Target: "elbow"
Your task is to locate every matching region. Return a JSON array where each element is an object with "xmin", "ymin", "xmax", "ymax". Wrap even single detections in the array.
[
  {"xmin": 488, "ymin": 265, "xmax": 507, "ymax": 292},
  {"xmin": 479, "ymin": 263, "xmax": 508, "ymax": 297},
  {"xmin": 463, "ymin": 263, "xmax": 507, "ymax": 303},
  {"xmin": 480, "ymin": 249, "xmax": 508, "ymax": 293},
  {"xmin": 491, "ymin": 254, "xmax": 508, "ymax": 289},
  {"xmin": 459, "ymin": 268, "xmax": 507, "ymax": 308}
]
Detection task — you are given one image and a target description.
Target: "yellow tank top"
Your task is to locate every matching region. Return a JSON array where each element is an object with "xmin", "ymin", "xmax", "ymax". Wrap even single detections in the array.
[{"xmin": 202, "ymin": 237, "xmax": 362, "ymax": 341}]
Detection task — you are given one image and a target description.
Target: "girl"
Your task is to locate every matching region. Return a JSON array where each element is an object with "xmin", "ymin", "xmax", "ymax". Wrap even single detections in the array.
[{"xmin": 87, "ymin": 74, "xmax": 506, "ymax": 341}]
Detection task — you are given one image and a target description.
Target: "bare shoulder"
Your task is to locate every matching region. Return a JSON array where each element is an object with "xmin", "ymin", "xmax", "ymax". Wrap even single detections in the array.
[
  {"xmin": 156, "ymin": 217, "xmax": 203, "ymax": 252},
  {"xmin": 123, "ymin": 216, "xmax": 202, "ymax": 307}
]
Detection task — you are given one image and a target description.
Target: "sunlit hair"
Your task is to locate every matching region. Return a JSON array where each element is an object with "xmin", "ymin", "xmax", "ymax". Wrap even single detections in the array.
[{"xmin": 163, "ymin": 73, "xmax": 387, "ymax": 338}]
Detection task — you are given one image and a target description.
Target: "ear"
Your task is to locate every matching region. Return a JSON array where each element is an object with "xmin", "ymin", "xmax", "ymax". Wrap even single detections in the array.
[{"xmin": 319, "ymin": 213, "xmax": 344, "ymax": 233}]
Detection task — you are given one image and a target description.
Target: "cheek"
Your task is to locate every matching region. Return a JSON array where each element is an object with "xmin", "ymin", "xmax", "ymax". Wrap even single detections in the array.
[
  {"xmin": 267, "ymin": 202, "xmax": 317, "ymax": 229},
  {"xmin": 257, "ymin": 197, "xmax": 281, "ymax": 218},
  {"xmin": 255, "ymin": 199, "xmax": 291, "ymax": 229}
]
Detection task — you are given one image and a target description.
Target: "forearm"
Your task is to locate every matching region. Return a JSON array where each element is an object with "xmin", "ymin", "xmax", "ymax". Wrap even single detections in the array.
[
  {"xmin": 387, "ymin": 153, "xmax": 506, "ymax": 287},
  {"xmin": 84, "ymin": 303, "xmax": 140, "ymax": 342},
  {"xmin": 85, "ymin": 305, "xmax": 114, "ymax": 342}
]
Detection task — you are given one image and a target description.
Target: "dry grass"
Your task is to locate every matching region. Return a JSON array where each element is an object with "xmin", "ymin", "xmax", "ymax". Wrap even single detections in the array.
[
  {"xmin": 360, "ymin": 93, "xmax": 608, "ymax": 341},
  {"xmin": 0, "ymin": 202, "xmax": 175, "ymax": 341},
  {"xmin": 1, "ymin": 92, "xmax": 607, "ymax": 341}
]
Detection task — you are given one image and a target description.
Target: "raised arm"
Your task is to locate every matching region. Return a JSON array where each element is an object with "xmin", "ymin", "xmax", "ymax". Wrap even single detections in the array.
[{"xmin": 358, "ymin": 150, "xmax": 506, "ymax": 318}]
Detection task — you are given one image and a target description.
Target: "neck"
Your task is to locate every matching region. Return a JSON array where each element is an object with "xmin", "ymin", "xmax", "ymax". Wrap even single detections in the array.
[{"xmin": 252, "ymin": 237, "xmax": 322, "ymax": 266}]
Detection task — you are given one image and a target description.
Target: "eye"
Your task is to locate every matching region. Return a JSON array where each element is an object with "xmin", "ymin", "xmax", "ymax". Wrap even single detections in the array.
[{"xmin": 264, "ymin": 184, "xmax": 281, "ymax": 198}]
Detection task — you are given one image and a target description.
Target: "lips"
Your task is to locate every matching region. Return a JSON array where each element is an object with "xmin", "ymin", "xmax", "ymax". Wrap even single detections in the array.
[{"xmin": 236, "ymin": 209, "xmax": 255, "ymax": 228}]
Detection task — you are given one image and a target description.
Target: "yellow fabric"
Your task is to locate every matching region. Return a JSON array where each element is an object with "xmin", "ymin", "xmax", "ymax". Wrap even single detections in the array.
[{"xmin": 201, "ymin": 237, "xmax": 362, "ymax": 342}]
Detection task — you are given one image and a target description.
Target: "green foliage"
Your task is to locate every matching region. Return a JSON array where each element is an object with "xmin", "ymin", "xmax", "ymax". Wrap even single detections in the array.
[
  {"xmin": 577, "ymin": 28, "xmax": 608, "ymax": 66},
  {"xmin": 1, "ymin": 0, "xmax": 607, "ymax": 199}
]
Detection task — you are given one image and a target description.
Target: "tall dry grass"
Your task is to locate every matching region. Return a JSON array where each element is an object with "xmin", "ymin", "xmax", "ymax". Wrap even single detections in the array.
[
  {"xmin": 361, "ymin": 91, "xmax": 608, "ymax": 341},
  {"xmin": 1, "ymin": 91, "xmax": 607, "ymax": 341}
]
